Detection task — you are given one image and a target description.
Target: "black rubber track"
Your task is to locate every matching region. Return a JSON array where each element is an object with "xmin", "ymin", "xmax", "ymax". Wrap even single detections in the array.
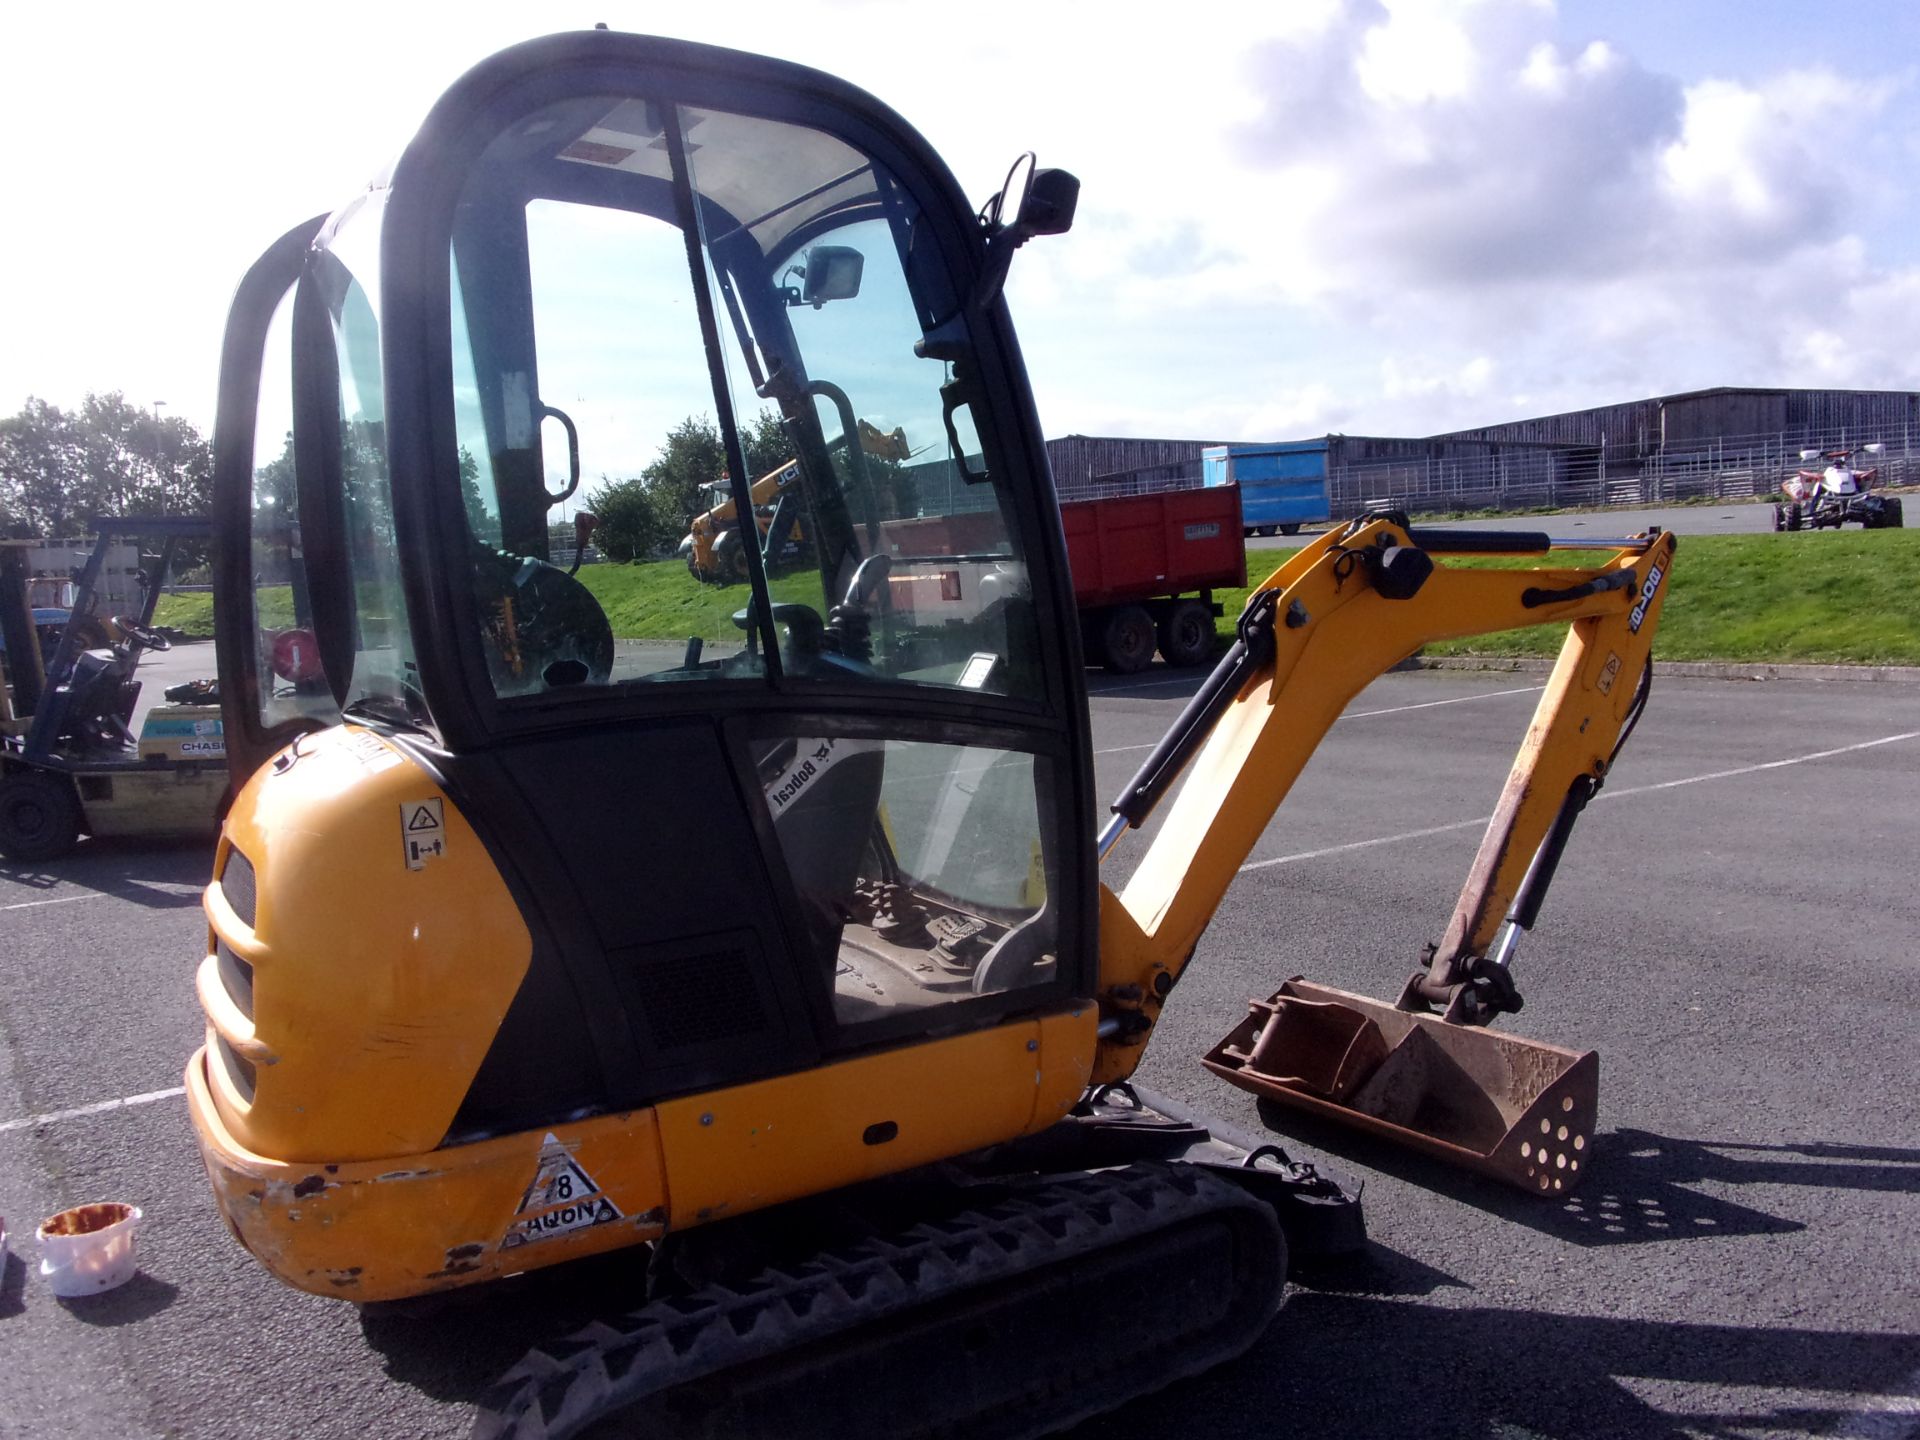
[{"xmin": 473, "ymin": 1162, "xmax": 1286, "ymax": 1440}]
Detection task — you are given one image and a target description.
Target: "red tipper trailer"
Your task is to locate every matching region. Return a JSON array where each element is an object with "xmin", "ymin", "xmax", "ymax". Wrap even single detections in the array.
[{"xmin": 1061, "ymin": 484, "xmax": 1245, "ymax": 673}]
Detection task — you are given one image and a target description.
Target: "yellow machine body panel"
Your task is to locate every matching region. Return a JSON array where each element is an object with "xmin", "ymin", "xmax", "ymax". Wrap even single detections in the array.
[
  {"xmin": 654, "ymin": 1005, "xmax": 1095, "ymax": 1226},
  {"xmin": 186, "ymin": 1059, "xmax": 672, "ymax": 1301},
  {"xmin": 200, "ymin": 725, "xmax": 533, "ymax": 1162},
  {"xmin": 190, "ymin": 1003, "xmax": 1096, "ymax": 1301},
  {"xmin": 192, "ymin": 729, "xmax": 1101, "ymax": 1300}
]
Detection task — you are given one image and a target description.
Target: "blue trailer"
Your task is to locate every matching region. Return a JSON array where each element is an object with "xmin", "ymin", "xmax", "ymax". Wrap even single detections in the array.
[{"xmin": 1203, "ymin": 441, "xmax": 1331, "ymax": 536}]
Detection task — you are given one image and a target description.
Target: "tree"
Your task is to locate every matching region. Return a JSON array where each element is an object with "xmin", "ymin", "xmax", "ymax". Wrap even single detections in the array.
[
  {"xmin": 585, "ymin": 475, "xmax": 656, "ymax": 563},
  {"xmin": 741, "ymin": 409, "xmax": 792, "ymax": 480},
  {"xmin": 0, "ymin": 393, "xmax": 211, "ymax": 538},
  {"xmin": 459, "ymin": 447, "xmax": 496, "ymax": 544},
  {"xmin": 582, "ymin": 408, "xmax": 855, "ymax": 563},
  {"xmin": 636, "ymin": 414, "xmax": 730, "ymax": 540}
]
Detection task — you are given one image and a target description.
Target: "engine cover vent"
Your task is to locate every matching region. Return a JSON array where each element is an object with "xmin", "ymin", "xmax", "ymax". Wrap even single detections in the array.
[
  {"xmin": 220, "ymin": 847, "xmax": 258, "ymax": 930},
  {"xmin": 616, "ymin": 930, "xmax": 775, "ymax": 1054}
]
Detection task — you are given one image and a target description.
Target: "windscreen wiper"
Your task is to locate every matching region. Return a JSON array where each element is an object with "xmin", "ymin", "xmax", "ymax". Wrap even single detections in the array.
[{"xmin": 341, "ymin": 694, "xmax": 434, "ymax": 737}]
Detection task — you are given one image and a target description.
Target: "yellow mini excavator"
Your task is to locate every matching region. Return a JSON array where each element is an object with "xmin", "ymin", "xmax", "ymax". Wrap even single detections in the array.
[{"xmin": 192, "ymin": 30, "xmax": 1674, "ymax": 1439}]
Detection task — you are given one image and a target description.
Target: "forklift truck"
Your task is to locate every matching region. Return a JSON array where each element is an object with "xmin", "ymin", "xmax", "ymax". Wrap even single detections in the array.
[{"xmin": 0, "ymin": 516, "xmax": 225, "ymax": 860}]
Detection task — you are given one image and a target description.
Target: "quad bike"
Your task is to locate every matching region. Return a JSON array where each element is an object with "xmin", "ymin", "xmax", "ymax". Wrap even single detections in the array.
[{"xmin": 1775, "ymin": 445, "xmax": 1904, "ymax": 531}]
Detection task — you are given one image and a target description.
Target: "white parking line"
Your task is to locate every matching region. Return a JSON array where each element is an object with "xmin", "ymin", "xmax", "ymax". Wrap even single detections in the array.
[
  {"xmin": 1094, "ymin": 684, "xmax": 1546, "ymax": 757},
  {"xmin": 8, "ymin": 732, "xmax": 1912, "ymax": 1138},
  {"xmin": 1, "ymin": 892, "xmax": 106, "ymax": 913},
  {"xmin": 1240, "ymin": 728, "xmax": 1920, "ymax": 873},
  {"xmin": 1833, "ymin": 1367, "xmax": 1920, "ymax": 1439},
  {"xmin": 0, "ymin": 1085, "xmax": 186, "ymax": 1136},
  {"xmin": 1596, "ymin": 729, "xmax": 1920, "ymax": 801},
  {"xmin": 1091, "ymin": 674, "xmax": 1209, "ymax": 694},
  {"xmin": 1242, "ymin": 816, "xmax": 1493, "ymax": 871},
  {"xmin": 1344, "ymin": 684, "xmax": 1545, "ymax": 721}
]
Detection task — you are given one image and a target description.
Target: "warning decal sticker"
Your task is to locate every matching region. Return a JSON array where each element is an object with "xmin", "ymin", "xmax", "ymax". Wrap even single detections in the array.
[
  {"xmin": 340, "ymin": 728, "xmax": 404, "ymax": 773},
  {"xmin": 500, "ymin": 1132, "xmax": 623, "ymax": 1251},
  {"xmin": 401, "ymin": 798, "xmax": 446, "ymax": 871},
  {"xmin": 764, "ymin": 737, "xmax": 880, "ymax": 817},
  {"xmin": 1595, "ymin": 652, "xmax": 1623, "ymax": 697}
]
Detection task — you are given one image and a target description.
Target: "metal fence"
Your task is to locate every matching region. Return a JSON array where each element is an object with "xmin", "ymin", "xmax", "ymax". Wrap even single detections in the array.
[
  {"xmin": 933, "ymin": 422, "xmax": 1920, "ymax": 519},
  {"xmin": 1327, "ymin": 422, "xmax": 1920, "ymax": 517},
  {"xmin": 1052, "ymin": 464, "xmax": 1208, "ymax": 505}
]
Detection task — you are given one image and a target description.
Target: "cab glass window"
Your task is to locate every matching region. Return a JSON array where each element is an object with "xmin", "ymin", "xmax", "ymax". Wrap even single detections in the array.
[
  {"xmin": 248, "ymin": 286, "xmax": 338, "ymax": 731},
  {"xmin": 445, "ymin": 93, "xmax": 1043, "ymax": 705},
  {"xmin": 306, "ymin": 193, "xmax": 426, "ymax": 724},
  {"xmin": 753, "ymin": 734, "xmax": 1058, "ymax": 1029},
  {"xmin": 686, "ymin": 110, "xmax": 1045, "ymax": 701}
]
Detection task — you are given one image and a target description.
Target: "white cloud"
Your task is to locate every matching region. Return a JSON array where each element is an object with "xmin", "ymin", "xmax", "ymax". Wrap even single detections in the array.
[
  {"xmin": 1382, "ymin": 354, "xmax": 1495, "ymax": 402},
  {"xmin": 3, "ymin": 0, "xmax": 1917, "ymax": 447},
  {"xmin": 1357, "ymin": 1, "xmax": 1479, "ymax": 104}
]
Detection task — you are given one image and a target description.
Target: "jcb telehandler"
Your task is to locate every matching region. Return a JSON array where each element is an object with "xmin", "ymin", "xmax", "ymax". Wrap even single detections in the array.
[
  {"xmin": 680, "ymin": 420, "xmax": 911, "ymax": 584},
  {"xmin": 191, "ymin": 30, "xmax": 1674, "ymax": 1438}
]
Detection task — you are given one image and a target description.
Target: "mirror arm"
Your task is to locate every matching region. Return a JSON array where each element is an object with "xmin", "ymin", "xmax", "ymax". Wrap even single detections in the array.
[{"xmin": 970, "ymin": 224, "xmax": 1032, "ymax": 314}]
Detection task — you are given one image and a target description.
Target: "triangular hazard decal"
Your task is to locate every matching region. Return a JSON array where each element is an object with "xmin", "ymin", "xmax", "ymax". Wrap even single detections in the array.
[
  {"xmin": 516, "ymin": 1132, "xmax": 603, "ymax": 1214},
  {"xmin": 500, "ymin": 1133, "xmax": 623, "ymax": 1252}
]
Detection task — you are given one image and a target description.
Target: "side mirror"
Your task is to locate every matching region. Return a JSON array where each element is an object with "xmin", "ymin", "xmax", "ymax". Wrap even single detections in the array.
[
  {"xmin": 569, "ymin": 511, "xmax": 598, "ymax": 576},
  {"xmin": 1019, "ymin": 167, "xmax": 1080, "ymax": 237},
  {"xmin": 1863, "ymin": 443, "xmax": 1885, "ymax": 455},
  {"xmin": 797, "ymin": 246, "xmax": 864, "ymax": 306},
  {"xmin": 1799, "ymin": 450, "xmax": 1823, "ymax": 462},
  {"xmin": 966, "ymin": 156, "xmax": 1081, "ymax": 314}
]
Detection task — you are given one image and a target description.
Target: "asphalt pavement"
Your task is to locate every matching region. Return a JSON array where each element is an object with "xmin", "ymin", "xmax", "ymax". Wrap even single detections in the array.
[{"xmin": 2, "ymin": 664, "xmax": 1916, "ymax": 1438}]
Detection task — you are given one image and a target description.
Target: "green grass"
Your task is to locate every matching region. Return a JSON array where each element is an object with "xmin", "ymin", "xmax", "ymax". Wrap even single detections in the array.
[
  {"xmin": 577, "ymin": 561, "xmax": 831, "ymax": 641},
  {"xmin": 1228, "ymin": 530, "xmax": 1920, "ymax": 666},
  {"xmin": 155, "ymin": 530, "xmax": 1920, "ymax": 666},
  {"xmin": 153, "ymin": 587, "xmax": 296, "ymax": 637},
  {"xmin": 154, "ymin": 564, "xmax": 829, "ymax": 645},
  {"xmin": 154, "ymin": 590, "xmax": 216, "ymax": 635}
]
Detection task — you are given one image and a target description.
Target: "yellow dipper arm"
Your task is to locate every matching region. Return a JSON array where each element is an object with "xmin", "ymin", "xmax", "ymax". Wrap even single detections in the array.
[{"xmin": 1091, "ymin": 515, "xmax": 1676, "ymax": 1085}]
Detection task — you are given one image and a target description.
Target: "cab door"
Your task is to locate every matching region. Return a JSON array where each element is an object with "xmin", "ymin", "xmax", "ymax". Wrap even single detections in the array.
[{"xmin": 209, "ymin": 216, "xmax": 341, "ymax": 786}]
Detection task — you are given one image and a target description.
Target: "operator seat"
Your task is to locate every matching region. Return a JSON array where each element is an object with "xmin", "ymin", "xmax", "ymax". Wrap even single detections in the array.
[{"xmin": 757, "ymin": 734, "xmax": 886, "ymax": 973}]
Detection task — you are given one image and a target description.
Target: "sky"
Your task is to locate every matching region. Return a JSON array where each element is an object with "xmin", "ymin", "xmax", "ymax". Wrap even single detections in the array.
[{"xmin": 6, "ymin": 0, "xmax": 1920, "ymax": 452}]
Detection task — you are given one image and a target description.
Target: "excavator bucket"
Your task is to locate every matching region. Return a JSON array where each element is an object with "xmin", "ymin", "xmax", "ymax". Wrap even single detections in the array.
[{"xmin": 1203, "ymin": 979, "xmax": 1598, "ymax": 1196}]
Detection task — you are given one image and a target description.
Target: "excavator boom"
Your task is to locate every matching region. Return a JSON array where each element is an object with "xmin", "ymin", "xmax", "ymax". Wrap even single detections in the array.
[{"xmin": 1090, "ymin": 514, "xmax": 1675, "ymax": 1190}]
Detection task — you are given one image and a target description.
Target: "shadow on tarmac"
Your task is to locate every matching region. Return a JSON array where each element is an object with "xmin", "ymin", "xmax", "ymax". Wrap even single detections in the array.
[
  {"xmin": 56, "ymin": 1270, "xmax": 180, "ymax": 1326},
  {"xmin": 1, "ymin": 836, "xmax": 211, "ymax": 909},
  {"xmin": 1140, "ymin": 1296, "xmax": 1920, "ymax": 1440},
  {"xmin": 359, "ymin": 1246, "xmax": 657, "ymax": 1405},
  {"xmin": 1252, "ymin": 1103, "xmax": 1873, "ymax": 1248},
  {"xmin": 352, "ymin": 1232, "xmax": 1916, "ymax": 1440},
  {"xmin": 0, "ymin": 1249, "xmax": 24, "ymax": 1320},
  {"xmin": 1611, "ymin": 1129, "xmax": 1920, "ymax": 1196}
]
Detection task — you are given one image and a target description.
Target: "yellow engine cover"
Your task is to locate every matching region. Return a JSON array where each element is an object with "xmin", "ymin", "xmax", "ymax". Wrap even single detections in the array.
[{"xmin": 199, "ymin": 725, "xmax": 533, "ymax": 1162}]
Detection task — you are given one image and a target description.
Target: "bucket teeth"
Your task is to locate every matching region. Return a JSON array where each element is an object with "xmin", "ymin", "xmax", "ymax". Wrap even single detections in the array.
[{"xmin": 1203, "ymin": 978, "xmax": 1598, "ymax": 1195}]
